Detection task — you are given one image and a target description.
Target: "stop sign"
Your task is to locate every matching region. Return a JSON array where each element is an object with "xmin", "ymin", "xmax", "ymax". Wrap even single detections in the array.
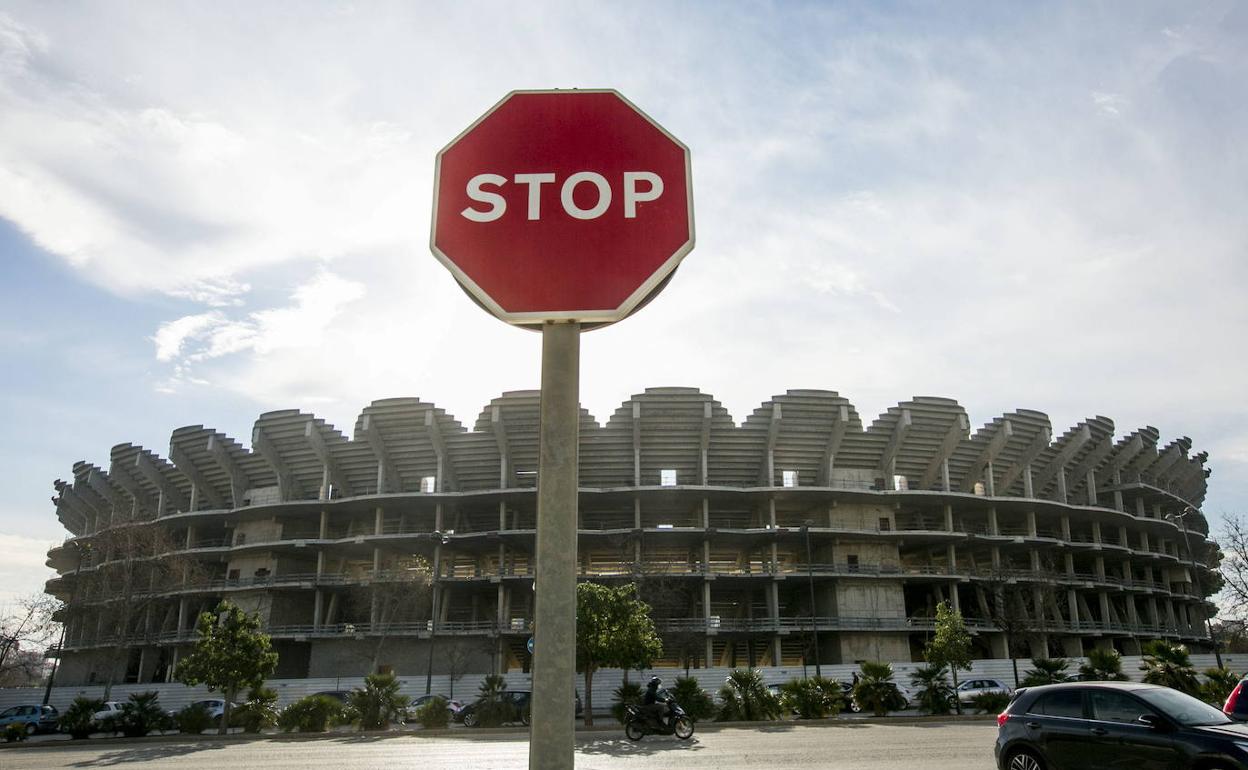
[{"xmin": 430, "ymin": 90, "xmax": 694, "ymax": 326}]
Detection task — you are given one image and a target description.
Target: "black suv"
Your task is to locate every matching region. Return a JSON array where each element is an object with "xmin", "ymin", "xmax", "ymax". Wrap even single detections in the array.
[
  {"xmin": 458, "ymin": 691, "xmax": 583, "ymax": 727},
  {"xmin": 996, "ymin": 682, "xmax": 1248, "ymax": 770}
]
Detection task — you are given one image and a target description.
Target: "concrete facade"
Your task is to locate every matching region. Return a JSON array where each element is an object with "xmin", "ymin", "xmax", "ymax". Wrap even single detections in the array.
[{"xmin": 43, "ymin": 389, "xmax": 1218, "ymax": 685}]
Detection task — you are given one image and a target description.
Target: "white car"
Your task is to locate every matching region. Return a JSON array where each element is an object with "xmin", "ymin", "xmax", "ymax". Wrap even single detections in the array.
[
  {"xmin": 953, "ymin": 677, "xmax": 1012, "ymax": 704},
  {"xmin": 92, "ymin": 701, "xmax": 124, "ymax": 724}
]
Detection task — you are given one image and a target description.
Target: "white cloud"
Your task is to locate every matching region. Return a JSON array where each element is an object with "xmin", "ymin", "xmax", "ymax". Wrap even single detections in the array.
[{"xmin": 0, "ymin": 532, "xmax": 57, "ymax": 607}]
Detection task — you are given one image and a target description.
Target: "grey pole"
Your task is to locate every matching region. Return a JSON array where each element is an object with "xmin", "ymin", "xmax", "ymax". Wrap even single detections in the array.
[
  {"xmin": 529, "ymin": 321, "xmax": 580, "ymax": 770},
  {"xmin": 803, "ymin": 521, "xmax": 821, "ymax": 679},
  {"xmin": 1176, "ymin": 509, "xmax": 1222, "ymax": 668},
  {"xmin": 425, "ymin": 531, "xmax": 448, "ymax": 696}
]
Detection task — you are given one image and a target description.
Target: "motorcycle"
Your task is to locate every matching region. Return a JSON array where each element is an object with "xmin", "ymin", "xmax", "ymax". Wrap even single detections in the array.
[{"xmin": 624, "ymin": 697, "xmax": 695, "ymax": 741}]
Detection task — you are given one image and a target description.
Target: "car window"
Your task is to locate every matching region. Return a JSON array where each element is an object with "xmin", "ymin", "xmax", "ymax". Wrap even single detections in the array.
[
  {"xmin": 0, "ymin": 707, "xmax": 14, "ymax": 717},
  {"xmin": 1030, "ymin": 690, "xmax": 1084, "ymax": 718},
  {"xmin": 1090, "ymin": 690, "xmax": 1156, "ymax": 723},
  {"xmin": 1137, "ymin": 687, "xmax": 1232, "ymax": 726}
]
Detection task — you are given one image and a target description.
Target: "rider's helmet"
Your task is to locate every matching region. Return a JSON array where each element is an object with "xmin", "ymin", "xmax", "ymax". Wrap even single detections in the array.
[{"xmin": 648, "ymin": 676, "xmax": 662, "ymax": 689}]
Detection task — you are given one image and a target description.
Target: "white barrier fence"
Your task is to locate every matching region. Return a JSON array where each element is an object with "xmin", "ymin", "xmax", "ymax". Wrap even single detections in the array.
[{"xmin": 1, "ymin": 654, "xmax": 1241, "ymax": 715}]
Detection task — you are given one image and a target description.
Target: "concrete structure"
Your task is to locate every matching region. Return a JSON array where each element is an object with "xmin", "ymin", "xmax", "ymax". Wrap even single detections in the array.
[{"xmin": 43, "ymin": 389, "xmax": 1218, "ymax": 685}]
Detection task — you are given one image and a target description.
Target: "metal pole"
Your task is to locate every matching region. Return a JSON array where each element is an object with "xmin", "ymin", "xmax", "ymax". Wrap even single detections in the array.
[
  {"xmin": 43, "ymin": 543, "xmax": 82, "ymax": 705},
  {"xmin": 803, "ymin": 521, "xmax": 821, "ymax": 679},
  {"xmin": 1178, "ymin": 511, "xmax": 1222, "ymax": 667},
  {"xmin": 529, "ymin": 321, "xmax": 580, "ymax": 770}
]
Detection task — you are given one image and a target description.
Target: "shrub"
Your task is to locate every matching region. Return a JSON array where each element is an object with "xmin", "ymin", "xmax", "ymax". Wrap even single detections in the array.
[
  {"xmin": 3, "ymin": 723, "xmax": 28, "ymax": 742},
  {"xmin": 277, "ymin": 695, "xmax": 345, "ymax": 733},
  {"xmin": 1079, "ymin": 647, "xmax": 1128, "ymax": 681},
  {"xmin": 470, "ymin": 674, "xmax": 516, "ymax": 727},
  {"xmin": 106, "ymin": 691, "xmax": 170, "ymax": 738},
  {"xmin": 231, "ymin": 686, "xmax": 279, "ymax": 733},
  {"xmin": 611, "ymin": 682, "xmax": 644, "ymax": 724},
  {"xmin": 671, "ymin": 677, "xmax": 717, "ymax": 722},
  {"xmin": 778, "ymin": 676, "xmax": 844, "ymax": 719},
  {"xmin": 349, "ymin": 672, "xmax": 409, "ymax": 730},
  {"xmin": 909, "ymin": 664, "xmax": 954, "ymax": 715},
  {"xmin": 174, "ymin": 703, "xmax": 214, "ymax": 735},
  {"xmin": 970, "ymin": 691, "xmax": 1012, "ymax": 714},
  {"xmin": 414, "ymin": 696, "xmax": 449, "ymax": 729},
  {"xmin": 852, "ymin": 661, "xmax": 907, "ymax": 717},
  {"xmin": 716, "ymin": 668, "xmax": 781, "ymax": 722},
  {"xmin": 59, "ymin": 696, "xmax": 103, "ymax": 740},
  {"xmin": 1021, "ymin": 658, "xmax": 1072, "ymax": 687},
  {"xmin": 1201, "ymin": 668, "xmax": 1240, "ymax": 707}
]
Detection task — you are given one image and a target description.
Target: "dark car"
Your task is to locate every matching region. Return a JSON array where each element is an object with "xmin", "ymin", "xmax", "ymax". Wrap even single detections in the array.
[
  {"xmin": 458, "ymin": 690, "xmax": 584, "ymax": 727},
  {"xmin": 996, "ymin": 681, "xmax": 1248, "ymax": 770},
  {"xmin": 310, "ymin": 690, "xmax": 352, "ymax": 704}
]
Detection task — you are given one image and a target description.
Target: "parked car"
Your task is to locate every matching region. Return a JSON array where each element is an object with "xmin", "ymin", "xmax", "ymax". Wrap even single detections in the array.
[
  {"xmin": 0, "ymin": 704, "xmax": 58, "ymax": 735},
  {"xmin": 410, "ymin": 694, "xmax": 464, "ymax": 717},
  {"xmin": 460, "ymin": 690, "xmax": 532, "ymax": 727},
  {"xmin": 1224, "ymin": 677, "xmax": 1248, "ymax": 721},
  {"xmin": 457, "ymin": 690, "xmax": 582, "ymax": 725},
  {"xmin": 91, "ymin": 701, "xmax": 124, "ymax": 725},
  {"xmin": 167, "ymin": 699, "xmax": 235, "ymax": 725},
  {"xmin": 956, "ymin": 678, "xmax": 1012, "ymax": 705},
  {"xmin": 996, "ymin": 682, "xmax": 1248, "ymax": 770},
  {"xmin": 310, "ymin": 690, "xmax": 352, "ymax": 704}
]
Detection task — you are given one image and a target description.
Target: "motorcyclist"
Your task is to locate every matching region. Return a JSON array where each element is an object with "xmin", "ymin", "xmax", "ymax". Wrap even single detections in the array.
[{"xmin": 642, "ymin": 676, "xmax": 673, "ymax": 728}]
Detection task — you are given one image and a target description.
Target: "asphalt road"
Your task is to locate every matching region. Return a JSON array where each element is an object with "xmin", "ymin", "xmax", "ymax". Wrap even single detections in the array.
[{"xmin": 1, "ymin": 722, "xmax": 999, "ymax": 770}]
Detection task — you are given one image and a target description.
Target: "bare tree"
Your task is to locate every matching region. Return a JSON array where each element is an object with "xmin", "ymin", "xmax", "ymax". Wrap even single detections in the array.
[
  {"xmin": 77, "ymin": 523, "xmax": 204, "ymax": 697},
  {"xmin": 1217, "ymin": 515, "xmax": 1248, "ymax": 617},
  {"xmin": 346, "ymin": 555, "xmax": 433, "ymax": 674},
  {"xmin": 0, "ymin": 594, "xmax": 60, "ymax": 687}
]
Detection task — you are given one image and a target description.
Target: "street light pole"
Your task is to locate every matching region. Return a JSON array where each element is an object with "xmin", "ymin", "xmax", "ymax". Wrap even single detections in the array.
[
  {"xmin": 425, "ymin": 531, "xmax": 449, "ymax": 696},
  {"xmin": 803, "ymin": 521, "xmax": 822, "ymax": 679},
  {"xmin": 1171, "ymin": 508, "xmax": 1223, "ymax": 668}
]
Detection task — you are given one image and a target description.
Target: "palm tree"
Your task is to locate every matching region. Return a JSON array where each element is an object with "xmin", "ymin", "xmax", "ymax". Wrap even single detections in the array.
[
  {"xmin": 1020, "ymin": 658, "xmax": 1072, "ymax": 687},
  {"xmin": 1140, "ymin": 641, "xmax": 1200, "ymax": 695},
  {"xmin": 853, "ymin": 661, "xmax": 908, "ymax": 717},
  {"xmin": 1079, "ymin": 647, "xmax": 1128, "ymax": 681},
  {"xmin": 1200, "ymin": 667, "xmax": 1240, "ymax": 707},
  {"xmin": 349, "ymin": 671, "xmax": 409, "ymax": 730},
  {"xmin": 716, "ymin": 668, "xmax": 780, "ymax": 721},
  {"xmin": 909, "ymin": 663, "xmax": 954, "ymax": 715}
]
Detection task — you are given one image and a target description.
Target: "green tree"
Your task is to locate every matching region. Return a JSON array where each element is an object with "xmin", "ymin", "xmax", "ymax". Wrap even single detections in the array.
[
  {"xmin": 716, "ymin": 668, "xmax": 781, "ymax": 721},
  {"xmin": 924, "ymin": 601, "xmax": 973, "ymax": 714},
  {"xmin": 852, "ymin": 661, "xmax": 907, "ymax": 717},
  {"xmin": 909, "ymin": 663, "xmax": 954, "ymax": 715},
  {"xmin": 1140, "ymin": 640, "xmax": 1200, "ymax": 695},
  {"xmin": 671, "ymin": 676, "xmax": 717, "ymax": 722},
  {"xmin": 575, "ymin": 582, "xmax": 663, "ymax": 726},
  {"xmin": 174, "ymin": 600, "xmax": 279, "ymax": 735},
  {"xmin": 1079, "ymin": 647, "xmax": 1128, "ymax": 681},
  {"xmin": 1020, "ymin": 658, "xmax": 1072, "ymax": 687},
  {"xmin": 777, "ymin": 676, "xmax": 844, "ymax": 719}
]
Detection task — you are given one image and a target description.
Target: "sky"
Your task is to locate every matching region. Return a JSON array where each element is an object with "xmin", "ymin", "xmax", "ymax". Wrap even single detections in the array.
[{"xmin": 0, "ymin": 1, "xmax": 1245, "ymax": 610}]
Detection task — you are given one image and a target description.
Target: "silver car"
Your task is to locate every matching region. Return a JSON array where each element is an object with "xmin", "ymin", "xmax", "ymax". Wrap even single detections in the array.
[{"xmin": 955, "ymin": 678, "xmax": 1012, "ymax": 704}]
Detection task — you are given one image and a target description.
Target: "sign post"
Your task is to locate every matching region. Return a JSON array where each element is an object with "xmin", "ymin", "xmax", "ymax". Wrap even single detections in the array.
[{"xmin": 431, "ymin": 89, "xmax": 693, "ymax": 769}]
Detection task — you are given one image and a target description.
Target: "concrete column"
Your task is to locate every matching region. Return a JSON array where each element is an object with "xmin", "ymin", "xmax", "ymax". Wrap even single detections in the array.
[
  {"xmin": 1113, "ymin": 471, "xmax": 1124, "ymax": 512},
  {"xmin": 1086, "ymin": 470, "xmax": 1097, "ymax": 506},
  {"xmin": 991, "ymin": 546, "xmax": 1001, "ymax": 569},
  {"xmin": 1023, "ymin": 467, "xmax": 1035, "ymax": 499},
  {"xmin": 499, "ymin": 501, "xmax": 507, "ymax": 530},
  {"xmin": 1026, "ymin": 511, "xmax": 1037, "ymax": 537},
  {"xmin": 372, "ymin": 547, "xmax": 381, "ymax": 577},
  {"xmin": 1147, "ymin": 597, "xmax": 1160, "ymax": 627},
  {"xmin": 950, "ymin": 583, "xmax": 961, "ymax": 613},
  {"xmin": 988, "ymin": 507, "xmax": 999, "ymax": 536},
  {"xmin": 1056, "ymin": 471, "xmax": 1068, "ymax": 504},
  {"xmin": 633, "ymin": 497, "xmax": 641, "ymax": 529},
  {"xmin": 176, "ymin": 599, "xmax": 187, "ymax": 632},
  {"xmin": 1060, "ymin": 515, "xmax": 1070, "ymax": 541},
  {"xmin": 1091, "ymin": 521, "xmax": 1102, "ymax": 544},
  {"xmin": 185, "ymin": 526, "xmax": 195, "ymax": 549},
  {"xmin": 1067, "ymin": 590, "xmax": 1080, "ymax": 624},
  {"xmin": 314, "ymin": 590, "xmax": 323, "ymax": 628},
  {"xmin": 1119, "ymin": 527, "xmax": 1129, "ymax": 548},
  {"xmin": 941, "ymin": 459, "xmax": 951, "ymax": 491},
  {"xmin": 768, "ymin": 498, "xmax": 777, "ymax": 528},
  {"xmin": 530, "ymin": 322, "xmax": 579, "ymax": 769},
  {"xmin": 1165, "ymin": 601, "xmax": 1177, "ymax": 629},
  {"xmin": 319, "ymin": 509, "xmax": 328, "ymax": 539},
  {"xmin": 1064, "ymin": 553, "xmax": 1075, "ymax": 576},
  {"xmin": 702, "ymin": 498, "xmax": 710, "ymax": 529},
  {"xmin": 986, "ymin": 461, "xmax": 996, "ymax": 496},
  {"xmin": 944, "ymin": 505, "xmax": 954, "ymax": 532},
  {"xmin": 1136, "ymin": 498, "xmax": 1147, "ymax": 517},
  {"xmin": 374, "ymin": 507, "xmax": 383, "ymax": 536},
  {"xmin": 1126, "ymin": 597, "xmax": 1140, "ymax": 626},
  {"xmin": 1030, "ymin": 549, "xmax": 1042, "ymax": 573},
  {"xmin": 1098, "ymin": 593, "xmax": 1110, "ymax": 624},
  {"xmin": 1094, "ymin": 556, "xmax": 1105, "ymax": 580},
  {"xmin": 1139, "ymin": 530, "xmax": 1150, "ymax": 553}
]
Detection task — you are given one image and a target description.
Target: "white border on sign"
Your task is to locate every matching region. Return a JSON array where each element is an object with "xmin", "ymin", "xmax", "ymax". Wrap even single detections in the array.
[{"xmin": 429, "ymin": 88, "xmax": 696, "ymax": 326}]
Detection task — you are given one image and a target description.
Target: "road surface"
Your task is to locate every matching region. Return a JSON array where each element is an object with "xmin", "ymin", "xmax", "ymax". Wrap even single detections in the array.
[{"xmin": 1, "ymin": 721, "xmax": 999, "ymax": 769}]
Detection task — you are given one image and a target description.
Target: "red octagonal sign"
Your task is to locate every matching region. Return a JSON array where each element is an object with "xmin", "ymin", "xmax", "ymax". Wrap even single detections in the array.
[{"xmin": 431, "ymin": 90, "xmax": 694, "ymax": 326}]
